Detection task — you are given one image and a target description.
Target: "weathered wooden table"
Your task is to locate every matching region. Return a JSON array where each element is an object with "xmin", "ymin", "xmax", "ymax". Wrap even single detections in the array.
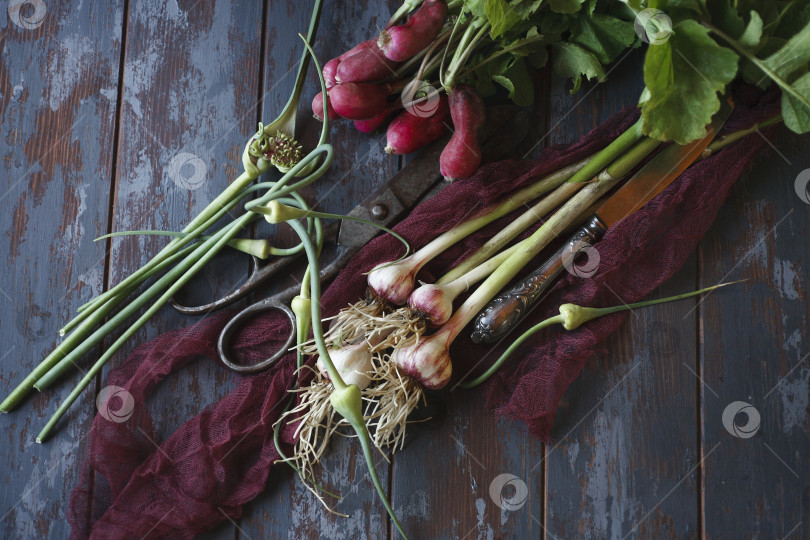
[{"xmin": 2, "ymin": 1, "xmax": 808, "ymax": 539}]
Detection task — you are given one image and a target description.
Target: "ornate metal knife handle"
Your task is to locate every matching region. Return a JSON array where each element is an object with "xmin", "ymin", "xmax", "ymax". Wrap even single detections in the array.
[{"xmin": 470, "ymin": 215, "xmax": 608, "ymax": 344}]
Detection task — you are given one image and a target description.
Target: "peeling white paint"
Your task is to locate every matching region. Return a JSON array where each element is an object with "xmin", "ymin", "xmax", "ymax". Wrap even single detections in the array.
[
  {"xmin": 568, "ymin": 440, "xmax": 580, "ymax": 472},
  {"xmin": 773, "ymin": 258, "xmax": 800, "ymax": 300},
  {"xmin": 474, "ymin": 497, "xmax": 495, "ymax": 540},
  {"xmin": 585, "ymin": 410, "xmax": 639, "ymax": 539},
  {"xmin": 47, "ymin": 35, "xmax": 95, "ymax": 112},
  {"xmin": 784, "ymin": 328, "xmax": 802, "ymax": 355},
  {"xmin": 778, "ymin": 366, "xmax": 809, "ymax": 433}
]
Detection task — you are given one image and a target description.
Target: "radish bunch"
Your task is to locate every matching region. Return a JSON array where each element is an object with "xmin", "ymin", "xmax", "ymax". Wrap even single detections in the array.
[{"xmin": 311, "ymin": 0, "xmax": 488, "ymax": 181}]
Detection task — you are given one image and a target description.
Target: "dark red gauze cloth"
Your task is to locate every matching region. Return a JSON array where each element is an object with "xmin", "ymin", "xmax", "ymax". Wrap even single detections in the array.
[{"xmin": 68, "ymin": 86, "xmax": 779, "ymax": 539}]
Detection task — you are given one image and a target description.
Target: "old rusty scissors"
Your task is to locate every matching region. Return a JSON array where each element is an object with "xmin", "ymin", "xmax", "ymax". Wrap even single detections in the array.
[{"xmin": 170, "ymin": 107, "xmax": 528, "ymax": 373}]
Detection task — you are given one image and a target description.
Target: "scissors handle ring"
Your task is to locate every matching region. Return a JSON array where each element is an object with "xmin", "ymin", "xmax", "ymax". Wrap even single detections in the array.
[
  {"xmin": 171, "ymin": 253, "xmax": 302, "ymax": 315},
  {"xmin": 217, "ymin": 297, "xmax": 296, "ymax": 374}
]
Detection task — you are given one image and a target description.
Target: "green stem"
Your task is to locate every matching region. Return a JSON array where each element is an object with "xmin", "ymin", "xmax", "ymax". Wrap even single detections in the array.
[
  {"xmin": 286, "ymin": 217, "xmax": 408, "ymax": 537},
  {"xmin": 81, "ymin": 169, "xmax": 256, "ymax": 311},
  {"xmin": 354, "ymin": 419, "xmax": 409, "ymax": 540},
  {"xmin": 59, "ymin": 242, "xmax": 201, "ymax": 337},
  {"xmin": 459, "ymin": 281, "xmax": 743, "ymax": 388},
  {"xmin": 287, "ymin": 219, "xmax": 345, "ymax": 390},
  {"xmin": 35, "ymin": 148, "xmax": 332, "ymax": 398},
  {"xmin": 459, "ymin": 34, "xmax": 546, "ymax": 77},
  {"xmin": 250, "ymin": 202, "xmax": 411, "ymax": 263},
  {"xmin": 705, "ymin": 22, "xmax": 810, "ymax": 112},
  {"xmin": 605, "ymin": 137, "xmax": 660, "ymax": 177},
  {"xmin": 439, "ymin": 12, "xmax": 468, "ymax": 89},
  {"xmin": 437, "ymin": 173, "xmax": 586, "ymax": 285},
  {"xmin": 458, "ymin": 315, "xmax": 563, "ymax": 388},
  {"xmin": 567, "ymin": 118, "xmax": 643, "ymax": 183},
  {"xmin": 701, "ymin": 114, "xmax": 783, "ymax": 157},
  {"xmin": 435, "ymin": 137, "xmax": 659, "ymax": 345},
  {"xmin": 96, "ymin": 229, "xmax": 281, "ymax": 258},
  {"xmin": 33, "ymin": 217, "xmax": 249, "ymax": 396},
  {"xmin": 443, "ymin": 22, "xmax": 489, "ymax": 90},
  {"xmin": 35, "ymin": 216, "xmax": 248, "ymax": 440},
  {"xmin": 386, "ymin": 0, "xmax": 423, "ymax": 28}
]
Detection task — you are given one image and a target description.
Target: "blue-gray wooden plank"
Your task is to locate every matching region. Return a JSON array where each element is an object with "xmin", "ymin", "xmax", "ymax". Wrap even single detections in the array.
[
  {"xmin": 0, "ymin": 2, "xmax": 124, "ymax": 538},
  {"xmin": 699, "ymin": 125, "xmax": 809, "ymax": 539},
  {"xmin": 238, "ymin": 1, "xmax": 403, "ymax": 538},
  {"xmin": 93, "ymin": 0, "xmax": 264, "ymax": 537},
  {"xmin": 543, "ymin": 50, "xmax": 703, "ymax": 539}
]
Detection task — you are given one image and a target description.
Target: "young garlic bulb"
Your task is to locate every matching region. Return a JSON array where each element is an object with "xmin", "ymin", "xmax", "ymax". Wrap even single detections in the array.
[
  {"xmin": 408, "ymin": 282, "xmax": 458, "ymax": 327},
  {"xmin": 316, "ymin": 341, "xmax": 375, "ymax": 390},
  {"xmin": 367, "ymin": 258, "xmax": 423, "ymax": 305},
  {"xmin": 390, "ymin": 332, "xmax": 452, "ymax": 390}
]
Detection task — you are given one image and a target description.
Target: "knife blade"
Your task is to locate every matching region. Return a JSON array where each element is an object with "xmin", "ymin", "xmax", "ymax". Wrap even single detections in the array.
[
  {"xmin": 470, "ymin": 99, "xmax": 733, "ymax": 344},
  {"xmin": 337, "ymin": 106, "xmax": 529, "ymax": 247}
]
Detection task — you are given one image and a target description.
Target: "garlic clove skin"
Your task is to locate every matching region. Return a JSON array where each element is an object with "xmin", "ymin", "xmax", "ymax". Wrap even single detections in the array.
[
  {"xmin": 391, "ymin": 334, "xmax": 452, "ymax": 390},
  {"xmin": 316, "ymin": 342, "xmax": 375, "ymax": 390},
  {"xmin": 367, "ymin": 260, "xmax": 419, "ymax": 305},
  {"xmin": 408, "ymin": 283, "xmax": 454, "ymax": 327}
]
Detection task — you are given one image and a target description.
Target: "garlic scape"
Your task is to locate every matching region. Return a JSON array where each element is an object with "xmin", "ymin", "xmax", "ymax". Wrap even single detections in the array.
[{"xmin": 459, "ymin": 281, "xmax": 744, "ymax": 389}]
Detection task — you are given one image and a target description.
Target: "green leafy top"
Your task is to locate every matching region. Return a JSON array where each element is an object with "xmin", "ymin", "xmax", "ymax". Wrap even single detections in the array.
[{"xmin": 451, "ymin": 0, "xmax": 810, "ymax": 143}]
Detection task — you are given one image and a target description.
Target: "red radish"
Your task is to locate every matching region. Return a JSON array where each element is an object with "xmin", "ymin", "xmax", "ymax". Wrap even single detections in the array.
[
  {"xmin": 312, "ymin": 91, "xmax": 337, "ymax": 122},
  {"xmin": 329, "ymin": 82, "xmax": 391, "ymax": 120},
  {"xmin": 354, "ymin": 109, "xmax": 392, "ymax": 133},
  {"xmin": 378, "ymin": 0, "xmax": 447, "ymax": 62},
  {"xmin": 323, "ymin": 41, "xmax": 374, "ymax": 88},
  {"xmin": 440, "ymin": 85, "xmax": 485, "ymax": 181},
  {"xmin": 323, "ymin": 58, "xmax": 340, "ymax": 89},
  {"xmin": 385, "ymin": 95, "xmax": 449, "ymax": 154},
  {"xmin": 336, "ymin": 46, "xmax": 400, "ymax": 84}
]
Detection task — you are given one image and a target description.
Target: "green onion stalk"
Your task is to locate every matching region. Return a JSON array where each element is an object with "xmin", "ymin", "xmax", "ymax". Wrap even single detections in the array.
[{"xmin": 389, "ymin": 136, "xmax": 661, "ymax": 390}]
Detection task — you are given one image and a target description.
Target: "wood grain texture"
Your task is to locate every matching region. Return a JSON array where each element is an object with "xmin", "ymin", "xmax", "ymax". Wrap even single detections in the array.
[
  {"xmin": 96, "ymin": 0, "xmax": 264, "ymax": 537},
  {"xmin": 2, "ymin": 1, "xmax": 809, "ymax": 539},
  {"xmin": 0, "ymin": 2, "xmax": 124, "ymax": 538},
  {"xmin": 541, "ymin": 50, "xmax": 702, "ymax": 540},
  {"xmin": 699, "ymin": 125, "xmax": 810, "ymax": 540}
]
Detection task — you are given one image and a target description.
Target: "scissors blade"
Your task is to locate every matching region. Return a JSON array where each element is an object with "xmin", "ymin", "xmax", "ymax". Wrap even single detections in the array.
[{"xmin": 337, "ymin": 107, "xmax": 529, "ymax": 247}]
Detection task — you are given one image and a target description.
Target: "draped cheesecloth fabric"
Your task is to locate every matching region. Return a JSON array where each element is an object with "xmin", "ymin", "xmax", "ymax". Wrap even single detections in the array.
[{"xmin": 67, "ymin": 86, "xmax": 778, "ymax": 538}]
